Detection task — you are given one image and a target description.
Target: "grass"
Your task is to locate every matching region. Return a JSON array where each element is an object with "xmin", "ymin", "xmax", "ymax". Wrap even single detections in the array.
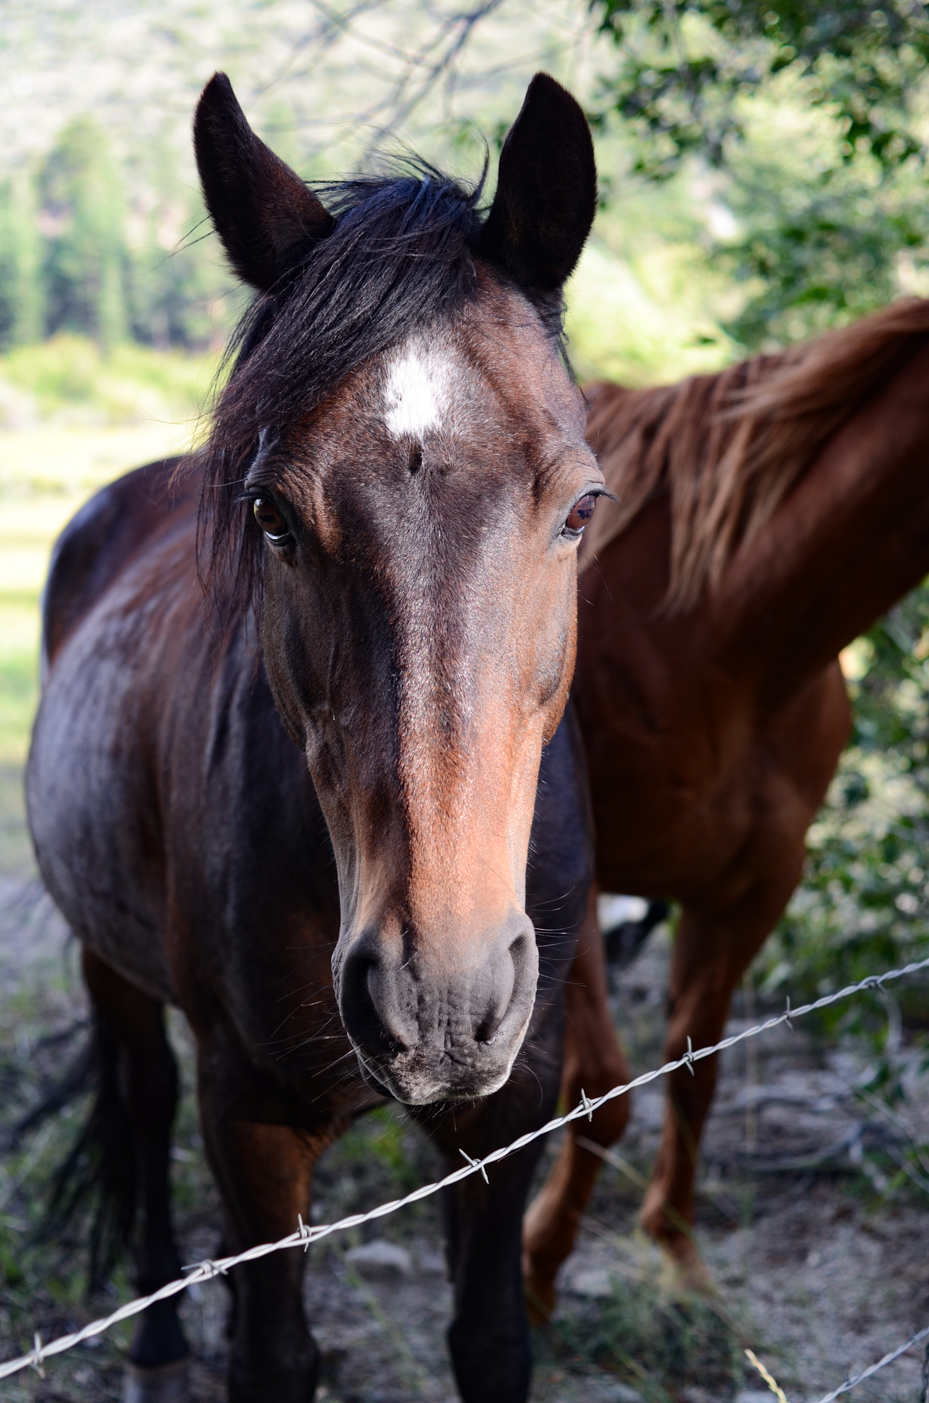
[
  {"xmin": 0, "ymin": 653, "xmax": 37, "ymax": 766},
  {"xmin": 0, "ymin": 337, "xmax": 214, "ymax": 858},
  {"xmin": 546, "ymin": 1277, "xmax": 747, "ymax": 1402},
  {"xmin": 0, "ymin": 334, "xmax": 220, "ymax": 430}
]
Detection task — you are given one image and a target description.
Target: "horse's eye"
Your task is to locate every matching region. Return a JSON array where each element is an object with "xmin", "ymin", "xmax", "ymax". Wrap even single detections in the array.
[
  {"xmin": 563, "ymin": 494, "xmax": 598, "ymax": 536},
  {"xmin": 253, "ymin": 497, "xmax": 288, "ymax": 539}
]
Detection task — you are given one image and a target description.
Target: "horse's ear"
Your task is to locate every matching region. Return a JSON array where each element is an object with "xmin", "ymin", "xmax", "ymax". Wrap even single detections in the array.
[
  {"xmin": 193, "ymin": 73, "xmax": 334, "ymax": 291},
  {"xmin": 477, "ymin": 73, "xmax": 596, "ymax": 294}
]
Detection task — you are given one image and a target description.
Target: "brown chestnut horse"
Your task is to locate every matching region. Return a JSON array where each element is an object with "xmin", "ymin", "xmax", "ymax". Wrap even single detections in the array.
[
  {"xmin": 26, "ymin": 73, "xmax": 604, "ymax": 1401},
  {"xmin": 523, "ymin": 297, "xmax": 929, "ymax": 1312}
]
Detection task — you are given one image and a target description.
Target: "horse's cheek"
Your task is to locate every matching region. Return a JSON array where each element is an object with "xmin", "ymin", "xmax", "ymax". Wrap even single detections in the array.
[
  {"xmin": 260, "ymin": 571, "xmax": 323, "ymax": 745},
  {"xmin": 535, "ymin": 571, "xmax": 578, "ymax": 741}
]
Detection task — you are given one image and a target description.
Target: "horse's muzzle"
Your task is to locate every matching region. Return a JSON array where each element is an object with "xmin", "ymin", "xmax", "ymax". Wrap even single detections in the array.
[{"xmin": 335, "ymin": 918, "xmax": 539, "ymax": 1104}]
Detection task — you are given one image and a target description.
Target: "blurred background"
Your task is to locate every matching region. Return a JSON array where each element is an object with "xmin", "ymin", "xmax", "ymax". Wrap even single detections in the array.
[{"xmin": 4, "ymin": 3, "xmax": 929, "ymax": 1398}]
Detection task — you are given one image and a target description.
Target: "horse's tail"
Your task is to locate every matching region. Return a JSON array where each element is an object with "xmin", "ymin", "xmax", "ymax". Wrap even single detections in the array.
[{"xmin": 14, "ymin": 1014, "xmax": 137, "ymax": 1285}]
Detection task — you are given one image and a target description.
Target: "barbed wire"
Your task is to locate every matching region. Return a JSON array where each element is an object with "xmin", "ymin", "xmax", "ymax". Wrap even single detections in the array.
[
  {"xmin": 2, "ymin": 952, "xmax": 929, "ymax": 1383},
  {"xmin": 810, "ymin": 1322, "xmax": 929, "ymax": 1402},
  {"xmin": 748, "ymin": 1322, "xmax": 929, "ymax": 1403}
]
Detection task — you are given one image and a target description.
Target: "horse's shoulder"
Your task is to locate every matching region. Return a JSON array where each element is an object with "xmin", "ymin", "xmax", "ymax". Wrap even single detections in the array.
[{"xmin": 43, "ymin": 454, "xmax": 200, "ymax": 667}]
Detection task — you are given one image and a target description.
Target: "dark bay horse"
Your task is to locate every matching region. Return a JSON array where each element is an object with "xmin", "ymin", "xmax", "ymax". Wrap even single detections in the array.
[
  {"xmin": 26, "ymin": 72, "xmax": 604, "ymax": 1401},
  {"xmin": 522, "ymin": 298, "xmax": 929, "ymax": 1312}
]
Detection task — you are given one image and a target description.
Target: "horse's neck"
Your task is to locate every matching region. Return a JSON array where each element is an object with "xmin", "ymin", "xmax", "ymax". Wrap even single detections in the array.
[{"xmin": 715, "ymin": 338, "xmax": 929, "ymax": 707}]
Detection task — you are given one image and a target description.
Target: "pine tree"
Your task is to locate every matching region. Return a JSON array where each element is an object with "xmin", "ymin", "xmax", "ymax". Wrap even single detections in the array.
[
  {"xmin": 39, "ymin": 117, "xmax": 128, "ymax": 347},
  {"xmin": 0, "ymin": 172, "xmax": 44, "ymax": 348}
]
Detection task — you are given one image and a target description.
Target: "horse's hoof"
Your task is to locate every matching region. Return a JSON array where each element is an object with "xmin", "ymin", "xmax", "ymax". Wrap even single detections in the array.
[
  {"xmin": 658, "ymin": 1240, "xmax": 717, "ymax": 1297},
  {"xmin": 123, "ymin": 1357, "xmax": 191, "ymax": 1403}
]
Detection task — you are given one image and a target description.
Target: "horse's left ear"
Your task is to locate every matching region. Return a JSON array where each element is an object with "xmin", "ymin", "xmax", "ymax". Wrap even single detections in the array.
[
  {"xmin": 194, "ymin": 72, "xmax": 334, "ymax": 291},
  {"xmin": 477, "ymin": 73, "xmax": 596, "ymax": 293}
]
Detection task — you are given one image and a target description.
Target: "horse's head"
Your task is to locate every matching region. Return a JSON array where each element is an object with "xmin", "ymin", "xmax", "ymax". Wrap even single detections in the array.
[{"xmin": 195, "ymin": 73, "xmax": 602, "ymax": 1104}]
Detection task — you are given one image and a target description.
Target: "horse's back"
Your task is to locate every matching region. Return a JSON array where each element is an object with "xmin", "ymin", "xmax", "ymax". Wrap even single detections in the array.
[
  {"xmin": 42, "ymin": 455, "xmax": 198, "ymax": 669},
  {"xmin": 29, "ymin": 456, "xmax": 202, "ymax": 1001}
]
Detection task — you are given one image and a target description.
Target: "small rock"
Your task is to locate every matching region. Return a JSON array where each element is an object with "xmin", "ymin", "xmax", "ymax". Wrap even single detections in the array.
[
  {"xmin": 344, "ymin": 1239, "xmax": 412, "ymax": 1278},
  {"xmin": 414, "ymin": 1246, "xmax": 446, "ymax": 1275},
  {"xmin": 736, "ymin": 1393, "xmax": 779, "ymax": 1403},
  {"xmin": 566, "ymin": 1266, "xmax": 613, "ymax": 1298},
  {"xmin": 607, "ymin": 1385, "xmax": 643, "ymax": 1403}
]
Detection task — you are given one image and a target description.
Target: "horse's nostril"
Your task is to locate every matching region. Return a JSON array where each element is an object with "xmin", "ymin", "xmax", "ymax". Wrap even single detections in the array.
[
  {"xmin": 339, "ymin": 945, "xmax": 414, "ymax": 1057},
  {"xmin": 366, "ymin": 962, "xmax": 409, "ymax": 1052},
  {"xmin": 474, "ymin": 929, "xmax": 533, "ymax": 1044}
]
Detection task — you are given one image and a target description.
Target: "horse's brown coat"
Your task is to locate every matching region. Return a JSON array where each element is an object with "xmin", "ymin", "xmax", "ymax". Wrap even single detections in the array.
[{"xmin": 27, "ymin": 72, "xmax": 602, "ymax": 1403}]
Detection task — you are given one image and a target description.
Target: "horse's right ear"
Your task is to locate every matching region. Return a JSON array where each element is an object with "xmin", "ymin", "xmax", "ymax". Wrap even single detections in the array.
[
  {"xmin": 194, "ymin": 73, "xmax": 334, "ymax": 292},
  {"xmin": 477, "ymin": 73, "xmax": 596, "ymax": 294}
]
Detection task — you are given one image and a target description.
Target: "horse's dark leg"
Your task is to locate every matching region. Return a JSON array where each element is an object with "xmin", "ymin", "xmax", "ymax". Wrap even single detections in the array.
[
  {"xmin": 523, "ymin": 886, "xmax": 631, "ymax": 1321},
  {"xmin": 416, "ymin": 1028, "xmax": 562, "ymax": 1403},
  {"xmin": 81, "ymin": 948, "xmax": 188, "ymax": 1399},
  {"xmin": 195, "ymin": 1021, "xmax": 322, "ymax": 1403}
]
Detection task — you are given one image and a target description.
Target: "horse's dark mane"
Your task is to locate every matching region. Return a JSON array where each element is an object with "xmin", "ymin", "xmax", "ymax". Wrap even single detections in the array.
[{"xmin": 198, "ymin": 161, "xmax": 557, "ymax": 613}]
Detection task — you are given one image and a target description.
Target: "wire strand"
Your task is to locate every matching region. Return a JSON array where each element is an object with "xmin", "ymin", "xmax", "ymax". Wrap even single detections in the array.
[{"xmin": 3, "ymin": 953, "xmax": 929, "ymax": 1382}]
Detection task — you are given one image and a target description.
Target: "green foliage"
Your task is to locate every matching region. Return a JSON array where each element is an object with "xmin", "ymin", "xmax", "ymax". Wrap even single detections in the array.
[
  {"xmin": 0, "ymin": 174, "xmax": 43, "ymax": 346},
  {"xmin": 0, "ymin": 333, "xmax": 220, "ymax": 424},
  {"xmin": 720, "ymin": 138, "xmax": 927, "ymax": 346},
  {"xmin": 0, "ymin": 117, "xmax": 238, "ymax": 354},
  {"xmin": 590, "ymin": 0, "xmax": 929, "ymax": 178},
  {"xmin": 589, "ymin": 0, "xmax": 929, "ymax": 349},
  {"xmin": 39, "ymin": 118, "xmax": 129, "ymax": 348}
]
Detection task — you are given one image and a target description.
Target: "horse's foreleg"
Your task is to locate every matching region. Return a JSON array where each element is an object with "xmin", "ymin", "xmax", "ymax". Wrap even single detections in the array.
[
  {"xmin": 641, "ymin": 867, "xmax": 802, "ymax": 1285},
  {"xmin": 81, "ymin": 948, "xmax": 188, "ymax": 1401},
  {"xmin": 195, "ymin": 1024, "xmax": 324, "ymax": 1403},
  {"xmin": 422, "ymin": 1042, "xmax": 563, "ymax": 1403},
  {"xmin": 522, "ymin": 888, "xmax": 631, "ymax": 1322}
]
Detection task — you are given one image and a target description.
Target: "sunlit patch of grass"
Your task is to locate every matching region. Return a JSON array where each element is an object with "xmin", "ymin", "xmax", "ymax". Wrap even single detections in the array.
[
  {"xmin": 0, "ymin": 649, "xmax": 39, "ymax": 767},
  {"xmin": 0, "ymin": 334, "xmax": 221, "ymax": 430},
  {"xmin": 0, "ymin": 353, "xmax": 213, "ymax": 876},
  {"xmin": 0, "ymin": 424, "xmax": 198, "ymax": 503}
]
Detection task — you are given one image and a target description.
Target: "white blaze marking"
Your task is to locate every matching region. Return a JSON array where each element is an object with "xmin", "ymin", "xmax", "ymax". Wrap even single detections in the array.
[{"xmin": 383, "ymin": 342, "xmax": 452, "ymax": 439}]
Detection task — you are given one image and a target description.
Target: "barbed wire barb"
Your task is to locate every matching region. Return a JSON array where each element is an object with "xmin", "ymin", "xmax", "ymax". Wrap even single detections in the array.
[
  {"xmin": 459, "ymin": 1148, "xmax": 489, "ymax": 1183},
  {"xmin": 30, "ymin": 1333, "xmax": 45, "ymax": 1379}
]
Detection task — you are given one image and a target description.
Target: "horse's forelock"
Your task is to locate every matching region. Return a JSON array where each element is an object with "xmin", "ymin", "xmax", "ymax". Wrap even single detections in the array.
[{"xmin": 197, "ymin": 168, "xmax": 493, "ymax": 614}]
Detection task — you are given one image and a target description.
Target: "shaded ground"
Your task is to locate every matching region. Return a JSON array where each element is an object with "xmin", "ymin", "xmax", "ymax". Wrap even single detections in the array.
[{"xmin": 1, "ymin": 869, "xmax": 928, "ymax": 1402}]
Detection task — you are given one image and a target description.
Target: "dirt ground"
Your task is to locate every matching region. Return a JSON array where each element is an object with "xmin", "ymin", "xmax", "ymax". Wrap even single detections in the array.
[{"xmin": 1, "ymin": 859, "xmax": 928, "ymax": 1402}]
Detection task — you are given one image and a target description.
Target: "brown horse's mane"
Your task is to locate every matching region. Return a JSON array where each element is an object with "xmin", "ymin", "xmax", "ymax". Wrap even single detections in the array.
[{"xmin": 583, "ymin": 297, "xmax": 929, "ymax": 609}]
